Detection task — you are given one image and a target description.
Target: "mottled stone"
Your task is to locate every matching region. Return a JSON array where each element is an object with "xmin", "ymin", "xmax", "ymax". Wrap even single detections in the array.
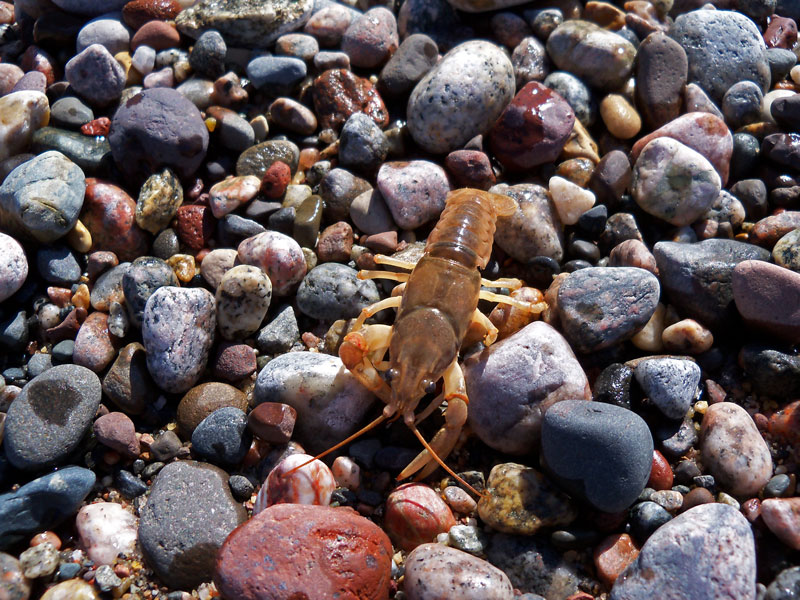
[
  {"xmin": 177, "ymin": 381, "xmax": 248, "ymax": 436},
  {"xmin": 81, "ymin": 179, "xmax": 149, "ymax": 261},
  {"xmin": 465, "ymin": 321, "xmax": 590, "ymax": 455},
  {"xmin": 0, "ymin": 233, "xmax": 27, "ymax": 303},
  {"xmin": 296, "ymin": 263, "xmax": 380, "ymax": 321},
  {"xmin": 634, "ymin": 358, "xmax": 701, "ymax": 420},
  {"xmin": 751, "ymin": 211, "xmax": 800, "ymax": 249},
  {"xmin": 610, "ymin": 504, "xmax": 756, "ymax": 600},
  {"xmin": 407, "ymin": 40, "xmax": 514, "ymax": 154},
  {"xmin": 73, "ymin": 311, "xmax": 117, "ymax": 372},
  {"xmin": 732, "ymin": 259, "xmax": 800, "ymax": 341},
  {"xmin": 341, "ymin": 7, "xmax": 398, "ymax": 69},
  {"xmin": 700, "ymin": 402, "xmax": 773, "ymax": 497},
  {"xmin": 237, "ymin": 230, "xmax": 307, "ymax": 296},
  {"xmin": 761, "ymin": 498, "xmax": 800, "ymax": 550},
  {"xmin": 478, "ymin": 463, "xmax": 577, "ymax": 535},
  {"xmin": 0, "ymin": 91, "xmax": 50, "ymax": 163},
  {"xmin": 255, "ymin": 453, "xmax": 335, "ymax": 510},
  {"xmin": 376, "ymin": 161, "xmax": 451, "ymax": 230},
  {"xmin": 491, "ymin": 183, "xmax": 564, "ymax": 263},
  {"xmin": 65, "ymin": 44, "xmax": 126, "ymax": 107},
  {"xmin": 312, "ymin": 69, "xmax": 389, "ymax": 132},
  {"xmin": 142, "ymin": 286, "xmax": 216, "ymax": 393},
  {"xmin": 75, "ymin": 502, "xmax": 137, "ymax": 565},
  {"xmin": 4, "ymin": 365, "xmax": 101, "ymax": 471},
  {"xmin": 122, "ymin": 256, "xmax": 178, "ymax": 327},
  {"xmin": 385, "ymin": 483, "xmax": 456, "ymax": 551},
  {"xmin": 139, "ymin": 461, "xmax": 246, "ymax": 589},
  {"xmin": 636, "ymin": 31, "xmax": 687, "ymax": 130},
  {"xmin": 215, "ymin": 264, "xmax": 272, "ymax": 340},
  {"xmin": 236, "ymin": 139, "xmax": 299, "ymax": 178},
  {"xmin": 135, "ymin": 168, "xmax": 183, "ymax": 235}
]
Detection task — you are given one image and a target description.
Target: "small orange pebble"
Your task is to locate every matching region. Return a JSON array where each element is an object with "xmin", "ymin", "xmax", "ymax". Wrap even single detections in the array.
[
  {"xmin": 298, "ymin": 148, "xmax": 320, "ymax": 171},
  {"xmin": 769, "ymin": 400, "xmax": 800, "ymax": 444},
  {"xmin": 30, "ymin": 531, "xmax": 61, "ymax": 549},
  {"xmin": 71, "ymin": 283, "xmax": 90, "ymax": 310},
  {"xmin": 593, "ymin": 533, "xmax": 639, "ymax": 587},
  {"xmin": 81, "ymin": 117, "xmax": 111, "ymax": 136},
  {"xmin": 47, "ymin": 286, "xmax": 73, "ymax": 307},
  {"xmin": 647, "ymin": 450, "xmax": 673, "ymax": 491}
]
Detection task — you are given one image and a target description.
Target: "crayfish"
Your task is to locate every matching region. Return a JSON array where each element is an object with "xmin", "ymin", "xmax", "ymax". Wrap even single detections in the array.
[{"xmin": 291, "ymin": 188, "xmax": 547, "ymax": 495}]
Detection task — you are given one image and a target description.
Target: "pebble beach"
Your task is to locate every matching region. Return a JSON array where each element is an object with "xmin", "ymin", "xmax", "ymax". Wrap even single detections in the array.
[{"xmin": 0, "ymin": 0, "xmax": 799, "ymax": 597}]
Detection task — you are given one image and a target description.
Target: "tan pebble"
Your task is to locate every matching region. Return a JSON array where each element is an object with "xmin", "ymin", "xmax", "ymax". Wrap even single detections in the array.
[
  {"xmin": 443, "ymin": 485, "xmax": 477, "ymax": 514},
  {"xmin": 632, "ymin": 302, "xmax": 665, "ymax": 352},
  {"xmin": 792, "ymin": 64, "xmax": 800, "ymax": 85},
  {"xmin": 41, "ymin": 579, "xmax": 99, "ymax": 600},
  {"xmin": 561, "ymin": 119, "xmax": 600, "ymax": 163},
  {"xmin": 167, "ymin": 254, "xmax": 196, "ymax": 283},
  {"xmin": 600, "ymin": 94, "xmax": 641, "ymax": 140},
  {"xmin": 549, "ymin": 176, "xmax": 595, "ymax": 225},
  {"xmin": 115, "ymin": 51, "xmax": 141, "ymax": 86},
  {"xmin": 71, "ymin": 284, "xmax": 90, "ymax": 310},
  {"xmin": 661, "ymin": 318, "xmax": 713, "ymax": 354},
  {"xmin": 584, "ymin": 1, "xmax": 627, "ymax": 28},
  {"xmin": 331, "ymin": 456, "xmax": 360, "ymax": 491},
  {"xmin": 608, "ymin": 239, "xmax": 658, "ymax": 274},
  {"xmin": 66, "ymin": 219, "xmax": 92, "ymax": 253},
  {"xmin": 251, "ymin": 115, "xmax": 269, "ymax": 142}
]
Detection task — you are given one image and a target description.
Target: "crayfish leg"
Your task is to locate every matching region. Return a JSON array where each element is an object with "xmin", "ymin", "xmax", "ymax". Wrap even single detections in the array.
[
  {"xmin": 353, "ymin": 295, "xmax": 402, "ymax": 330},
  {"xmin": 357, "ymin": 270, "xmax": 410, "ymax": 283},
  {"xmin": 469, "ymin": 308, "xmax": 499, "ymax": 347},
  {"xmin": 479, "ymin": 289, "xmax": 548, "ymax": 314},
  {"xmin": 339, "ymin": 328, "xmax": 393, "ymax": 403},
  {"xmin": 480, "ymin": 276, "xmax": 524, "ymax": 290},
  {"xmin": 374, "ymin": 254, "xmax": 418, "ymax": 270}
]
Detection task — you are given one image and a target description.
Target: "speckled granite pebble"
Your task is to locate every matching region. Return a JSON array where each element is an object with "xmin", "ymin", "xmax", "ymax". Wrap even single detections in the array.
[
  {"xmin": 634, "ymin": 358, "xmax": 700, "ymax": 420},
  {"xmin": 237, "ymin": 230, "xmax": 307, "ymax": 296},
  {"xmin": 215, "ymin": 264, "xmax": 272, "ymax": 340},
  {"xmin": 0, "ymin": 233, "xmax": 27, "ymax": 302},
  {"xmin": 142, "ymin": 286, "xmax": 216, "ymax": 393},
  {"xmin": 296, "ymin": 262, "xmax": 380, "ymax": 321},
  {"xmin": 376, "ymin": 161, "xmax": 451, "ymax": 230}
]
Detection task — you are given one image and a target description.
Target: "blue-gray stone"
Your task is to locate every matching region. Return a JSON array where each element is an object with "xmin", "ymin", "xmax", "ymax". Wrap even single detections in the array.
[
  {"xmin": 122, "ymin": 256, "xmax": 178, "ymax": 328},
  {"xmin": 541, "ymin": 400, "xmax": 654, "ymax": 513},
  {"xmin": 191, "ymin": 407, "xmax": 251, "ymax": 466},
  {"xmin": 115, "ymin": 469, "xmax": 148, "ymax": 498},
  {"xmin": 338, "ymin": 112, "xmax": 389, "ymax": 174},
  {"xmin": 296, "ymin": 263, "xmax": 379, "ymax": 321},
  {"xmin": 246, "ymin": 56, "xmax": 307, "ymax": 89},
  {"xmin": 50, "ymin": 96, "xmax": 94, "ymax": 130},
  {"xmin": 0, "ymin": 310, "xmax": 28, "ymax": 353},
  {"xmin": 3, "ymin": 365, "xmax": 102, "ymax": 471},
  {"xmin": 628, "ymin": 501, "xmax": 672, "ymax": 544},
  {"xmin": 189, "ymin": 30, "xmax": 227, "ymax": 79},
  {"xmin": 31, "ymin": 127, "xmax": 113, "ymax": 175},
  {"xmin": 26, "ymin": 353, "xmax": 53, "ymax": 378},
  {"xmin": 256, "ymin": 304, "xmax": 300, "ymax": 354},
  {"xmin": 0, "ymin": 466, "xmax": 96, "ymax": 549},
  {"xmin": 36, "ymin": 245, "xmax": 82, "ymax": 285},
  {"xmin": 634, "ymin": 358, "xmax": 701, "ymax": 420}
]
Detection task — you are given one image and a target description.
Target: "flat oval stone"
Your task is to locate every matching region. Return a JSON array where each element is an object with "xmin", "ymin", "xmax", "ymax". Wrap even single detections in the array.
[
  {"xmin": 478, "ymin": 462, "xmax": 577, "ymax": 535},
  {"xmin": 404, "ymin": 544, "xmax": 515, "ymax": 600},
  {"xmin": 610, "ymin": 503, "xmax": 756, "ymax": 600},
  {"xmin": 296, "ymin": 263, "xmax": 380, "ymax": 321},
  {"xmin": 176, "ymin": 0, "xmax": 313, "ymax": 48},
  {"xmin": 0, "ymin": 151, "xmax": 85, "ymax": 244},
  {"xmin": 215, "ymin": 504, "xmax": 392, "ymax": 600},
  {"xmin": 633, "ymin": 137, "xmax": 721, "ymax": 227},
  {"xmin": 0, "ymin": 91, "xmax": 50, "ymax": 162},
  {"xmin": 142, "ymin": 286, "xmax": 216, "ymax": 394},
  {"xmin": 541, "ymin": 400, "xmax": 654, "ymax": 513},
  {"xmin": 654, "ymin": 239, "xmax": 770, "ymax": 330},
  {"xmin": 139, "ymin": 461, "xmax": 246, "ymax": 590},
  {"xmin": 30, "ymin": 126, "xmax": 111, "ymax": 175},
  {"xmin": 465, "ymin": 321, "xmax": 590, "ymax": 455},
  {"xmin": 407, "ymin": 40, "xmax": 514, "ymax": 154},
  {"xmin": 761, "ymin": 498, "xmax": 800, "ymax": 550},
  {"xmin": 557, "ymin": 267, "xmax": 660, "ymax": 353},
  {"xmin": 635, "ymin": 31, "xmax": 687, "ymax": 130},
  {"xmin": 253, "ymin": 352, "xmax": 375, "ymax": 454},
  {"xmin": 733, "ymin": 259, "xmax": 800, "ymax": 341},
  {"xmin": 669, "ymin": 9, "xmax": 769, "ymax": 104},
  {"xmin": 546, "ymin": 20, "xmax": 636, "ymax": 91},
  {"xmin": 491, "ymin": 183, "xmax": 564, "ymax": 263},
  {"xmin": 700, "ymin": 402, "xmax": 772, "ymax": 497},
  {"xmin": 215, "ymin": 264, "xmax": 272, "ymax": 341},
  {"xmin": 489, "ymin": 82, "xmax": 575, "ymax": 172},
  {"xmin": 0, "ymin": 467, "xmax": 95, "ymax": 548},
  {"xmin": 73, "ymin": 311, "xmax": 117, "ymax": 372},
  {"xmin": 0, "ymin": 232, "xmax": 27, "ymax": 302},
  {"xmin": 4, "ymin": 365, "xmax": 101, "ymax": 471}
]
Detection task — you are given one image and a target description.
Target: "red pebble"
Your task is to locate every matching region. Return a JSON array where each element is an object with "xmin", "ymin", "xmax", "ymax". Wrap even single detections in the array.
[
  {"xmin": 211, "ymin": 342, "xmax": 257, "ymax": 382},
  {"xmin": 260, "ymin": 161, "xmax": 292, "ymax": 198},
  {"xmin": 47, "ymin": 286, "xmax": 73, "ymax": 307},
  {"xmin": 647, "ymin": 450, "xmax": 673, "ymax": 491},
  {"xmin": 175, "ymin": 204, "xmax": 215, "ymax": 252},
  {"xmin": 317, "ymin": 221, "xmax": 353, "ymax": 262},
  {"xmin": 764, "ymin": 14, "xmax": 798, "ymax": 49},
  {"xmin": 769, "ymin": 400, "xmax": 800, "ymax": 445},
  {"xmin": 30, "ymin": 531, "xmax": 61, "ymax": 550},
  {"xmin": 247, "ymin": 402, "xmax": 297, "ymax": 444},
  {"xmin": 86, "ymin": 251, "xmax": 119, "ymax": 280},
  {"xmin": 131, "ymin": 20, "xmax": 181, "ymax": 51},
  {"xmin": 742, "ymin": 498, "xmax": 761, "ymax": 523},
  {"xmin": 384, "ymin": 483, "xmax": 456, "ymax": 551},
  {"xmin": 593, "ymin": 533, "xmax": 639, "ymax": 587},
  {"xmin": 82, "ymin": 179, "xmax": 149, "ymax": 262},
  {"xmin": 444, "ymin": 150, "xmax": 496, "ymax": 190},
  {"xmin": 81, "ymin": 117, "xmax": 111, "ymax": 137}
]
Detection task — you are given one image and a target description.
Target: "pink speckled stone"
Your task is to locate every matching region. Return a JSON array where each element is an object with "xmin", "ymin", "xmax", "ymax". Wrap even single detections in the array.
[
  {"xmin": 0, "ymin": 232, "xmax": 27, "ymax": 302},
  {"xmin": 761, "ymin": 497, "xmax": 800, "ymax": 550},
  {"xmin": 376, "ymin": 160, "xmax": 451, "ymax": 230},
  {"xmin": 254, "ymin": 453, "xmax": 336, "ymax": 513},
  {"xmin": 237, "ymin": 230, "xmax": 307, "ymax": 296},
  {"xmin": 209, "ymin": 175, "xmax": 261, "ymax": 218},
  {"xmin": 73, "ymin": 312, "xmax": 118, "ymax": 372}
]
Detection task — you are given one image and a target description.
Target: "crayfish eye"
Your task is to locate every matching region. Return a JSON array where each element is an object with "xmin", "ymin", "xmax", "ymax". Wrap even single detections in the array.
[
  {"xmin": 423, "ymin": 379, "xmax": 437, "ymax": 394},
  {"xmin": 385, "ymin": 368, "xmax": 398, "ymax": 382}
]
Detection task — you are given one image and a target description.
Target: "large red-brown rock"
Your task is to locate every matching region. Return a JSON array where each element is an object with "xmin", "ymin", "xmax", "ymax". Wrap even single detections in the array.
[
  {"xmin": 489, "ymin": 81, "xmax": 575, "ymax": 172},
  {"xmin": 384, "ymin": 483, "xmax": 456, "ymax": 552},
  {"xmin": 122, "ymin": 0, "xmax": 182, "ymax": 29},
  {"xmin": 73, "ymin": 311, "xmax": 119, "ymax": 372},
  {"xmin": 764, "ymin": 14, "xmax": 797, "ymax": 49},
  {"xmin": 630, "ymin": 112, "xmax": 732, "ymax": 185},
  {"xmin": 215, "ymin": 504, "xmax": 392, "ymax": 600},
  {"xmin": 732, "ymin": 260, "xmax": 800, "ymax": 341},
  {"xmin": 312, "ymin": 69, "xmax": 389, "ymax": 131},
  {"xmin": 750, "ymin": 211, "xmax": 800, "ymax": 249},
  {"xmin": 81, "ymin": 179, "xmax": 149, "ymax": 262}
]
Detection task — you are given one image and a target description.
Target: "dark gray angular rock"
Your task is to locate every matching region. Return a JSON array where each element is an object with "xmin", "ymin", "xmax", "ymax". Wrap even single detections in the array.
[
  {"xmin": 0, "ymin": 310, "xmax": 28, "ymax": 353},
  {"xmin": 0, "ymin": 467, "xmax": 95, "ymax": 549},
  {"xmin": 4, "ymin": 365, "xmax": 102, "ymax": 471},
  {"xmin": 338, "ymin": 113, "xmax": 389, "ymax": 174},
  {"xmin": 668, "ymin": 9, "xmax": 770, "ymax": 103},
  {"xmin": 379, "ymin": 33, "xmax": 438, "ymax": 96},
  {"xmin": 541, "ymin": 400, "xmax": 654, "ymax": 513},
  {"xmin": 256, "ymin": 304, "xmax": 300, "ymax": 354},
  {"xmin": 31, "ymin": 127, "xmax": 112, "ymax": 175},
  {"xmin": 189, "ymin": 30, "xmax": 227, "ymax": 79},
  {"xmin": 653, "ymin": 239, "xmax": 770, "ymax": 330},
  {"xmin": 296, "ymin": 263, "xmax": 379, "ymax": 321},
  {"xmin": 191, "ymin": 407, "xmax": 251, "ymax": 466},
  {"xmin": 138, "ymin": 461, "xmax": 247, "ymax": 589},
  {"xmin": 611, "ymin": 503, "xmax": 756, "ymax": 600},
  {"xmin": 557, "ymin": 267, "xmax": 660, "ymax": 354},
  {"xmin": 122, "ymin": 256, "xmax": 179, "ymax": 328},
  {"xmin": 109, "ymin": 88, "xmax": 209, "ymax": 182},
  {"xmin": 36, "ymin": 245, "xmax": 81, "ymax": 285},
  {"xmin": 634, "ymin": 358, "xmax": 701, "ymax": 420},
  {"xmin": 740, "ymin": 344, "xmax": 800, "ymax": 397}
]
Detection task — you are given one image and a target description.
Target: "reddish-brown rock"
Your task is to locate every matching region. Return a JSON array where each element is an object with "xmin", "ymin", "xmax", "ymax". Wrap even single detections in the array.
[
  {"xmin": 750, "ymin": 211, "xmax": 800, "ymax": 248},
  {"xmin": 45, "ymin": 307, "xmax": 87, "ymax": 343},
  {"xmin": 20, "ymin": 45, "xmax": 58, "ymax": 86},
  {"xmin": 93, "ymin": 412, "xmax": 140, "ymax": 458},
  {"xmin": 384, "ymin": 483, "xmax": 457, "ymax": 551},
  {"xmin": 177, "ymin": 382, "xmax": 248, "ymax": 436},
  {"xmin": 211, "ymin": 342, "xmax": 257, "ymax": 382},
  {"xmin": 215, "ymin": 504, "xmax": 392, "ymax": 600},
  {"xmin": 489, "ymin": 82, "xmax": 575, "ymax": 172},
  {"xmin": 770, "ymin": 400, "xmax": 800, "ymax": 445},
  {"xmin": 732, "ymin": 260, "xmax": 800, "ymax": 341},
  {"xmin": 175, "ymin": 204, "xmax": 215, "ymax": 252},
  {"xmin": 593, "ymin": 533, "xmax": 639, "ymax": 587},
  {"xmin": 764, "ymin": 14, "xmax": 798, "ymax": 48},
  {"xmin": 123, "ymin": 0, "xmax": 183, "ymax": 30},
  {"xmin": 630, "ymin": 112, "xmax": 733, "ymax": 185},
  {"xmin": 247, "ymin": 402, "xmax": 297, "ymax": 444},
  {"xmin": 647, "ymin": 450, "xmax": 673, "ymax": 491},
  {"xmin": 131, "ymin": 20, "xmax": 180, "ymax": 51},
  {"xmin": 761, "ymin": 498, "xmax": 800, "ymax": 549},
  {"xmin": 73, "ymin": 312, "xmax": 119, "ymax": 372},
  {"xmin": 81, "ymin": 179, "xmax": 149, "ymax": 262},
  {"xmin": 317, "ymin": 221, "xmax": 354, "ymax": 262},
  {"xmin": 444, "ymin": 150, "xmax": 496, "ymax": 190},
  {"xmin": 81, "ymin": 117, "xmax": 111, "ymax": 136},
  {"xmin": 260, "ymin": 161, "xmax": 292, "ymax": 199},
  {"xmin": 312, "ymin": 69, "xmax": 389, "ymax": 131}
]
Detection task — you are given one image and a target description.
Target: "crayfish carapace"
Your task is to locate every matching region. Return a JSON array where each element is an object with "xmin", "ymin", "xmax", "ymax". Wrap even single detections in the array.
[{"xmin": 289, "ymin": 188, "xmax": 548, "ymax": 495}]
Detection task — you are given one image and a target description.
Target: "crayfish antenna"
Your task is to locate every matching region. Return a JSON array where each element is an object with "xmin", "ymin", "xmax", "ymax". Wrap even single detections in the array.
[
  {"xmin": 407, "ymin": 426, "xmax": 489, "ymax": 500},
  {"xmin": 281, "ymin": 412, "xmax": 389, "ymax": 478}
]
